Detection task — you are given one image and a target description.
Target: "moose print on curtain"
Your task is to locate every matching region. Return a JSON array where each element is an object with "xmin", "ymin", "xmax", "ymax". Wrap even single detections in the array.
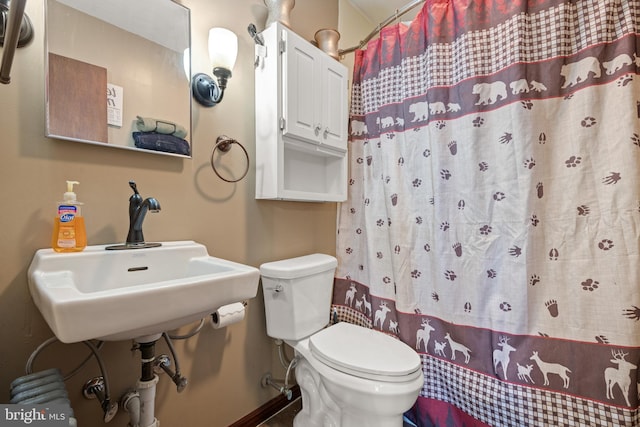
[{"xmin": 333, "ymin": 0, "xmax": 640, "ymax": 425}]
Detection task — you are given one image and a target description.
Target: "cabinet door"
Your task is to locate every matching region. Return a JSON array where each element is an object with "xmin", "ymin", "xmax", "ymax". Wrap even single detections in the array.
[
  {"xmin": 282, "ymin": 29, "xmax": 321, "ymax": 144},
  {"xmin": 320, "ymin": 58, "xmax": 348, "ymax": 152}
]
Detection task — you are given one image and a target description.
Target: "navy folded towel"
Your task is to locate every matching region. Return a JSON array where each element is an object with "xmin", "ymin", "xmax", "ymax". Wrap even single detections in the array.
[{"xmin": 133, "ymin": 132, "xmax": 190, "ymax": 156}]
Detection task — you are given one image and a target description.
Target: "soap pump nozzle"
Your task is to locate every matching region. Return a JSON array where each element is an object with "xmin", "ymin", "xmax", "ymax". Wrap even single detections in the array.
[{"xmin": 64, "ymin": 180, "xmax": 79, "ymax": 202}]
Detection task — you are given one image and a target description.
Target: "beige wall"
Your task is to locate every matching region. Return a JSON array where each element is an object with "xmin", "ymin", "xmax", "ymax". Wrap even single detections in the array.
[
  {"xmin": 339, "ymin": 0, "xmax": 374, "ymax": 91},
  {"xmin": 0, "ymin": 0, "xmax": 343, "ymax": 425}
]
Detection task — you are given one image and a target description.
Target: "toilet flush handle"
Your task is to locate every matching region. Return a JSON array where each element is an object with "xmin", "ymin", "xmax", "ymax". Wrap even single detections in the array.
[{"xmin": 274, "ymin": 284, "xmax": 283, "ymax": 293}]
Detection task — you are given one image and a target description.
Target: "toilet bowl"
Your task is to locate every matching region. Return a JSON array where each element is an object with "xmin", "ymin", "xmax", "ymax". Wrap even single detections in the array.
[{"xmin": 260, "ymin": 254, "xmax": 423, "ymax": 427}]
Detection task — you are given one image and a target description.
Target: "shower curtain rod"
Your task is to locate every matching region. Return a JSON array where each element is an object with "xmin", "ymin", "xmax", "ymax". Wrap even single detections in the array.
[{"xmin": 339, "ymin": 0, "xmax": 426, "ymax": 56}]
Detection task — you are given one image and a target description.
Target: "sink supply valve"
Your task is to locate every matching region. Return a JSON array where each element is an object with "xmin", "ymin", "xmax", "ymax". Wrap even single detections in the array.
[
  {"xmin": 82, "ymin": 376, "xmax": 118, "ymax": 422},
  {"xmin": 153, "ymin": 354, "xmax": 188, "ymax": 393}
]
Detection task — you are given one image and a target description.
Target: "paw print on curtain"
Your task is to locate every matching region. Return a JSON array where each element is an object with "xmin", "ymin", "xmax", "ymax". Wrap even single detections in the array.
[
  {"xmin": 565, "ymin": 156, "xmax": 582, "ymax": 168},
  {"xmin": 448, "ymin": 141, "xmax": 458, "ymax": 155},
  {"xmin": 499, "ymin": 132, "xmax": 513, "ymax": 144},
  {"xmin": 581, "ymin": 278, "xmax": 599, "ymax": 291},
  {"xmin": 602, "ymin": 172, "xmax": 621, "ymax": 185},
  {"xmin": 598, "ymin": 239, "xmax": 614, "ymax": 250},
  {"xmin": 546, "ymin": 300, "xmax": 558, "ymax": 317}
]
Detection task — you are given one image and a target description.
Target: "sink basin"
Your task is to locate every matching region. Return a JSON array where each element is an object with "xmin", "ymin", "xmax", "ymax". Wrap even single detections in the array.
[{"xmin": 27, "ymin": 241, "xmax": 260, "ymax": 343}]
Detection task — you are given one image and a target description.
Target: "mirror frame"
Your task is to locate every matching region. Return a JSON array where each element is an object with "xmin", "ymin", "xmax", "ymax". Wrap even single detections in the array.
[{"xmin": 44, "ymin": 0, "xmax": 192, "ymax": 158}]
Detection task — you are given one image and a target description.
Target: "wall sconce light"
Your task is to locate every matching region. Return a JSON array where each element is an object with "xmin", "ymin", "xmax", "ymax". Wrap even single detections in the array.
[{"xmin": 192, "ymin": 27, "xmax": 238, "ymax": 107}]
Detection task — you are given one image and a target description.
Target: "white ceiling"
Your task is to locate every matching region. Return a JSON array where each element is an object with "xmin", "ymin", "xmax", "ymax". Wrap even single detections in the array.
[
  {"xmin": 347, "ymin": 0, "xmax": 423, "ymax": 25},
  {"xmin": 56, "ymin": 0, "xmax": 189, "ymax": 53}
]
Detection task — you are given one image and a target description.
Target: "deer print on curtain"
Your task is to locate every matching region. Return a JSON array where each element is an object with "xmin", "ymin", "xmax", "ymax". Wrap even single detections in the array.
[
  {"xmin": 332, "ymin": 0, "xmax": 640, "ymax": 425},
  {"xmin": 493, "ymin": 336, "xmax": 515, "ymax": 380},
  {"xmin": 605, "ymin": 350, "xmax": 638, "ymax": 407}
]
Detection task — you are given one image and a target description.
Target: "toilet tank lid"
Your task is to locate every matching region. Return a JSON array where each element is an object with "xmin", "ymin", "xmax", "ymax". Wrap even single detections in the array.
[{"xmin": 260, "ymin": 254, "xmax": 337, "ymax": 279}]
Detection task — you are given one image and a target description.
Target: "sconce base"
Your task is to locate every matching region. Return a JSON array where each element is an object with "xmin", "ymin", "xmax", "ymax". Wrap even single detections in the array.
[{"xmin": 192, "ymin": 72, "xmax": 222, "ymax": 107}]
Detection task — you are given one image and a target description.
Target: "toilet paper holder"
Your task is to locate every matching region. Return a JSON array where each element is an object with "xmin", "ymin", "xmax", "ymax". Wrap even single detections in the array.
[{"xmin": 210, "ymin": 301, "xmax": 248, "ymax": 329}]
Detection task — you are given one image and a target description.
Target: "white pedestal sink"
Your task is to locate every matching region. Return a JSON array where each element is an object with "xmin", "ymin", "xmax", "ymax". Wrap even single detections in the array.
[{"xmin": 27, "ymin": 241, "xmax": 260, "ymax": 343}]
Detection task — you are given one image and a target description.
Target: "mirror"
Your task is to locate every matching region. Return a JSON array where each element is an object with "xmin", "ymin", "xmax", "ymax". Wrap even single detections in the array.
[{"xmin": 45, "ymin": 0, "xmax": 192, "ymax": 158}]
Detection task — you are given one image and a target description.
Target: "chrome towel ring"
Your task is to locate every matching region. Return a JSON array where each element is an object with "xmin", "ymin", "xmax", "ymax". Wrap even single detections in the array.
[{"xmin": 210, "ymin": 135, "xmax": 250, "ymax": 183}]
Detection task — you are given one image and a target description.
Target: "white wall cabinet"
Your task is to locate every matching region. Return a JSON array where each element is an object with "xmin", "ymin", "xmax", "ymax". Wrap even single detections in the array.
[{"xmin": 255, "ymin": 23, "xmax": 348, "ymax": 202}]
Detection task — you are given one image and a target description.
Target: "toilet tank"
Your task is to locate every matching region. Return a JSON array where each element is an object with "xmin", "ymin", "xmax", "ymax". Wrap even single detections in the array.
[{"xmin": 260, "ymin": 254, "xmax": 337, "ymax": 341}]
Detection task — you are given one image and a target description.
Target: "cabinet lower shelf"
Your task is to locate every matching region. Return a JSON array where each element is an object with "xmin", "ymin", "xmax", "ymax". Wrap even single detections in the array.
[{"xmin": 256, "ymin": 138, "xmax": 347, "ymax": 202}]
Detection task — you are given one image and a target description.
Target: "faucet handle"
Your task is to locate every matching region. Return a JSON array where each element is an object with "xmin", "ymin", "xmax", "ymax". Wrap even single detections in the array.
[
  {"xmin": 128, "ymin": 181, "xmax": 143, "ymax": 217},
  {"xmin": 129, "ymin": 180, "xmax": 140, "ymax": 195}
]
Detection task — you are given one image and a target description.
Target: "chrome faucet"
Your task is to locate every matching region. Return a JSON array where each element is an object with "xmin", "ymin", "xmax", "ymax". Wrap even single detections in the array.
[{"xmin": 126, "ymin": 181, "xmax": 161, "ymax": 247}]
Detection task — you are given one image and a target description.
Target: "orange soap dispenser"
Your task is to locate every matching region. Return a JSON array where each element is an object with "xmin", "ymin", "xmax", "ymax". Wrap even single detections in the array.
[{"xmin": 52, "ymin": 180, "xmax": 87, "ymax": 252}]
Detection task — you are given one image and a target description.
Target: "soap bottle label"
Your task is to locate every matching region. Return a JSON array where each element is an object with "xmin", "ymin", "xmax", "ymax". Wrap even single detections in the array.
[
  {"xmin": 58, "ymin": 205, "xmax": 77, "ymax": 221},
  {"xmin": 56, "ymin": 205, "xmax": 77, "ymax": 247}
]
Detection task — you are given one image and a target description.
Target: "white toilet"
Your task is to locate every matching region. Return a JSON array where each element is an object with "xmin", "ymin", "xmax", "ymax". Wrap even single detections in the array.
[{"xmin": 260, "ymin": 254, "xmax": 423, "ymax": 427}]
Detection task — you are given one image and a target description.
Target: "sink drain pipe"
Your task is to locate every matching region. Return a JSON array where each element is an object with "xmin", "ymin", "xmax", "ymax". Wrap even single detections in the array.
[
  {"xmin": 121, "ymin": 338, "xmax": 160, "ymax": 427},
  {"xmin": 138, "ymin": 341, "xmax": 159, "ymax": 427},
  {"xmin": 122, "ymin": 334, "xmax": 189, "ymax": 427},
  {"xmin": 121, "ymin": 375, "xmax": 159, "ymax": 427},
  {"xmin": 121, "ymin": 391, "xmax": 140, "ymax": 427}
]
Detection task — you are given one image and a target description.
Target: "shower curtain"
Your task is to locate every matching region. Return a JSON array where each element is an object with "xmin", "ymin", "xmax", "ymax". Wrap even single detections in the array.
[{"xmin": 332, "ymin": 0, "xmax": 640, "ymax": 425}]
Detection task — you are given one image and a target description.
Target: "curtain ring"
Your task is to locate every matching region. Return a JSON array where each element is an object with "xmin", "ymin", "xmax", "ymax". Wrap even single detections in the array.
[{"xmin": 210, "ymin": 135, "xmax": 250, "ymax": 183}]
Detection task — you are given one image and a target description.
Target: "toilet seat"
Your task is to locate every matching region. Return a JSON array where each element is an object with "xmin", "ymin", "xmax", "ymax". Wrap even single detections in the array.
[{"xmin": 309, "ymin": 322, "xmax": 421, "ymax": 383}]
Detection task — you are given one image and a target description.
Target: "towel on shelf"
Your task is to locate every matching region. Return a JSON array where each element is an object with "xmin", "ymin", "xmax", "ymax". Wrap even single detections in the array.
[
  {"xmin": 135, "ymin": 116, "xmax": 188, "ymax": 138},
  {"xmin": 133, "ymin": 131, "xmax": 191, "ymax": 156}
]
